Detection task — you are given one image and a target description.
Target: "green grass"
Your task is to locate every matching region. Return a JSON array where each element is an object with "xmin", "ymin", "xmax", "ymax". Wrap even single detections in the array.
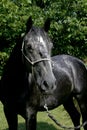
[{"xmin": 0, "ymin": 102, "xmax": 84, "ymax": 130}]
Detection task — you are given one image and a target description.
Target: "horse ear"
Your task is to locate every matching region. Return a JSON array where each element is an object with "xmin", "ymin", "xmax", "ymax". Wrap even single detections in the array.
[
  {"xmin": 26, "ymin": 16, "xmax": 33, "ymax": 33},
  {"xmin": 44, "ymin": 18, "xmax": 51, "ymax": 32}
]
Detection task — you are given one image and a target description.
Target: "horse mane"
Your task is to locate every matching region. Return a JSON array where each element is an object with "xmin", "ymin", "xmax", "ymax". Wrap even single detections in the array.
[{"xmin": 2, "ymin": 35, "xmax": 24, "ymax": 76}]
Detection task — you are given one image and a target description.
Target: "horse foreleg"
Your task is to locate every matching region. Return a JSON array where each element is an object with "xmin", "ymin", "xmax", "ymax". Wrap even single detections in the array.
[
  {"xmin": 4, "ymin": 106, "xmax": 18, "ymax": 130},
  {"xmin": 26, "ymin": 107, "xmax": 37, "ymax": 130},
  {"xmin": 63, "ymin": 97, "xmax": 80, "ymax": 130}
]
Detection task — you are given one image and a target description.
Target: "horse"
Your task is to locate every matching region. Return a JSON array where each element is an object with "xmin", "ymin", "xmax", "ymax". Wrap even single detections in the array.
[
  {"xmin": 0, "ymin": 17, "xmax": 56, "ymax": 130},
  {"xmin": 0, "ymin": 16, "xmax": 87, "ymax": 130}
]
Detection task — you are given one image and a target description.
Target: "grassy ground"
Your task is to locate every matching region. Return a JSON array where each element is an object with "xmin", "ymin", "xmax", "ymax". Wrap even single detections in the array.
[{"xmin": 0, "ymin": 102, "xmax": 84, "ymax": 130}]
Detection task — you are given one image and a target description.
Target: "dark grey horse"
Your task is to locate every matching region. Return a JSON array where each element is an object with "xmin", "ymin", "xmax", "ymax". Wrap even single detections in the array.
[{"xmin": 0, "ymin": 17, "xmax": 87, "ymax": 130}]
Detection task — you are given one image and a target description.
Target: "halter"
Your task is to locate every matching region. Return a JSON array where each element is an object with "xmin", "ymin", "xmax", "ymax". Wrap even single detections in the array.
[{"xmin": 21, "ymin": 41, "xmax": 51, "ymax": 66}]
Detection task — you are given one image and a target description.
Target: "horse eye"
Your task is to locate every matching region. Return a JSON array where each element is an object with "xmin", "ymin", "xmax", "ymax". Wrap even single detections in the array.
[
  {"xmin": 27, "ymin": 44, "xmax": 33, "ymax": 52},
  {"xmin": 24, "ymin": 39, "xmax": 28, "ymax": 44},
  {"xmin": 39, "ymin": 52, "xmax": 43, "ymax": 57}
]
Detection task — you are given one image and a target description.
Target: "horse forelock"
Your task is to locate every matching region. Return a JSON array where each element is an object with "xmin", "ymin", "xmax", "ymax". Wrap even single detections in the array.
[{"xmin": 26, "ymin": 26, "xmax": 52, "ymax": 53}]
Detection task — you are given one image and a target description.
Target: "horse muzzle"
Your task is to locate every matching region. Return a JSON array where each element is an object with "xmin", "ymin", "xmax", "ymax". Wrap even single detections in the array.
[{"xmin": 40, "ymin": 78, "xmax": 56, "ymax": 94}]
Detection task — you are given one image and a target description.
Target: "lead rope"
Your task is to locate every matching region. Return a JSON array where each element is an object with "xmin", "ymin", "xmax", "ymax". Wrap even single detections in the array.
[{"xmin": 44, "ymin": 104, "xmax": 87, "ymax": 130}]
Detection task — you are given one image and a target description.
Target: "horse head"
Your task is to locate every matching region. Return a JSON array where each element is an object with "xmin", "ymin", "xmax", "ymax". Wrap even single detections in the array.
[{"xmin": 22, "ymin": 16, "xmax": 56, "ymax": 94}]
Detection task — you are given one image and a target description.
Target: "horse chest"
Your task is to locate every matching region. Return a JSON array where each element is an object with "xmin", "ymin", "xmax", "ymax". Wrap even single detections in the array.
[{"xmin": 39, "ymin": 94, "xmax": 58, "ymax": 110}]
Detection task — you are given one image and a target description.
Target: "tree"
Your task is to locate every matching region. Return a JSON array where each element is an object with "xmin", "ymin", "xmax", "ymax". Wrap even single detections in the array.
[{"xmin": 0, "ymin": 0, "xmax": 87, "ymax": 76}]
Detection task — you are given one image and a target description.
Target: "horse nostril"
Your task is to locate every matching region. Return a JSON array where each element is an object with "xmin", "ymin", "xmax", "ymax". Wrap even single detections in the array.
[
  {"xmin": 43, "ymin": 80, "xmax": 56, "ymax": 90},
  {"xmin": 43, "ymin": 81, "xmax": 49, "ymax": 88},
  {"xmin": 41, "ymin": 80, "xmax": 56, "ymax": 93}
]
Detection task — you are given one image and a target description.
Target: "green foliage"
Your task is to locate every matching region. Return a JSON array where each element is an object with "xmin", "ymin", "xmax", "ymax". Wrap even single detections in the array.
[
  {"xmin": 46, "ymin": 0, "xmax": 87, "ymax": 57},
  {"xmin": 0, "ymin": 0, "xmax": 87, "ymax": 76}
]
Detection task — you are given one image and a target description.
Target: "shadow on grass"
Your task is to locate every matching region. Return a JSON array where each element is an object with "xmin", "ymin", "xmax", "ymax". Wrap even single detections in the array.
[
  {"xmin": 4, "ymin": 122, "xmax": 57, "ymax": 130},
  {"xmin": 37, "ymin": 122, "xmax": 57, "ymax": 130}
]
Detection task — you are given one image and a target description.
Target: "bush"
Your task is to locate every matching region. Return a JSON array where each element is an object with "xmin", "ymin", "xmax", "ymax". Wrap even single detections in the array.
[{"xmin": 0, "ymin": 0, "xmax": 87, "ymax": 76}]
